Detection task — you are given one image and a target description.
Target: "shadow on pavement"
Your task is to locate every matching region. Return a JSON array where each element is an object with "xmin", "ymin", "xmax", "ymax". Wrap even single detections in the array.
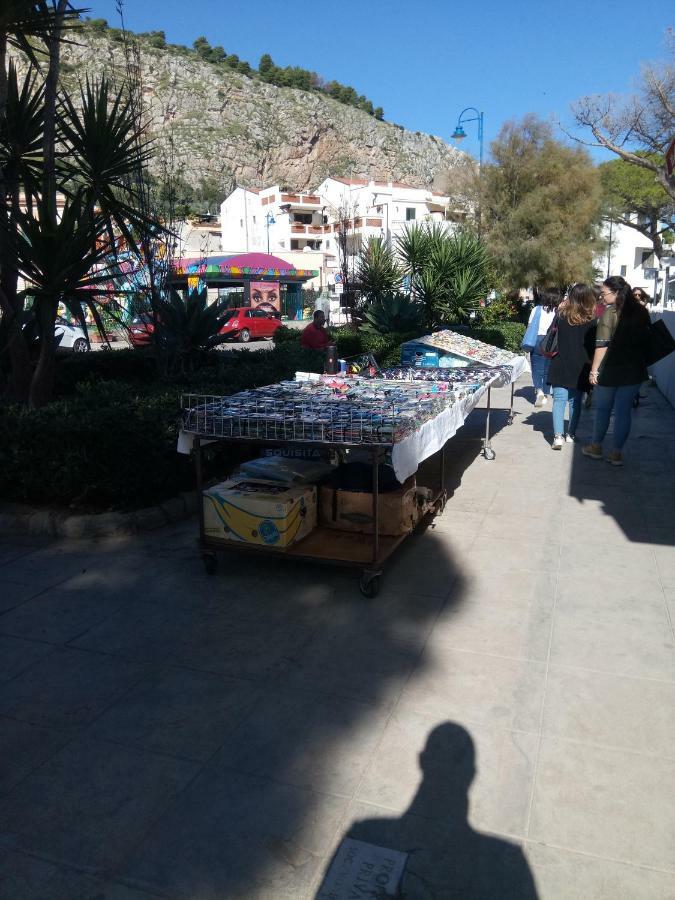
[
  {"xmin": 318, "ymin": 722, "xmax": 538, "ymax": 899},
  {"xmin": 0, "ymin": 412, "xmax": 522, "ymax": 899}
]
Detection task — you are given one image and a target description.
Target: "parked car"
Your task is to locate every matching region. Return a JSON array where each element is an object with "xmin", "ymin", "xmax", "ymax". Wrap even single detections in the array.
[
  {"xmin": 219, "ymin": 307, "xmax": 282, "ymax": 343},
  {"xmin": 54, "ymin": 317, "xmax": 89, "ymax": 352},
  {"xmin": 128, "ymin": 313, "xmax": 156, "ymax": 348}
]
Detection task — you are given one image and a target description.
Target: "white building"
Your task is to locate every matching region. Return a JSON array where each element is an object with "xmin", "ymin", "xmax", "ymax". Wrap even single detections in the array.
[
  {"xmin": 220, "ymin": 178, "xmax": 455, "ymax": 292},
  {"xmin": 597, "ymin": 215, "xmax": 673, "ymax": 301},
  {"xmin": 316, "ymin": 176, "xmax": 452, "ymax": 251},
  {"xmin": 219, "ymin": 185, "xmax": 336, "ymax": 290}
]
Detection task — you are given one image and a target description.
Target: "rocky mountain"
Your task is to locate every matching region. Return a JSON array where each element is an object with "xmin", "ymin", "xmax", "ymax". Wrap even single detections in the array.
[{"xmin": 57, "ymin": 26, "xmax": 465, "ymax": 194}]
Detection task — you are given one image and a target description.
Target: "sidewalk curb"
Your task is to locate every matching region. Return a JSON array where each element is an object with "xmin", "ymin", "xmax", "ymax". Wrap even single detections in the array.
[{"xmin": 0, "ymin": 491, "xmax": 198, "ymax": 539}]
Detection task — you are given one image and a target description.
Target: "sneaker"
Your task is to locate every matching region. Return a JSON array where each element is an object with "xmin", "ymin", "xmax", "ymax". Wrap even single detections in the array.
[
  {"xmin": 607, "ymin": 450, "xmax": 623, "ymax": 467},
  {"xmin": 582, "ymin": 443, "xmax": 603, "ymax": 460},
  {"xmin": 551, "ymin": 435, "xmax": 564, "ymax": 450},
  {"xmin": 534, "ymin": 391, "xmax": 545, "ymax": 407},
  {"xmin": 565, "ymin": 434, "xmax": 576, "ymax": 443}
]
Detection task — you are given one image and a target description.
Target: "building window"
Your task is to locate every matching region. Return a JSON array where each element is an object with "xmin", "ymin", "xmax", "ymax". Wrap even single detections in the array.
[
  {"xmin": 239, "ymin": 219, "xmax": 243, "ymax": 227},
  {"xmin": 620, "ymin": 265, "xmax": 627, "ymax": 276},
  {"xmin": 293, "ymin": 212, "xmax": 313, "ymax": 224},
  {"xmin": 406, "ymin": 208, "xmax": 416, "ymax": 221},
  {"xmin": 252, "ymin": 215, "xmax": 256, "ymax": 224},
  {"xmin": 325, "ymin": 240, "xmax": 330, "ymax": 249},
  {"xmin": 641, "ymin": 250, "xmax": 652, "ymax": 265},
  {"xmin": 291, "ymin": 239, "xmax": 299, "ymax": 250}
]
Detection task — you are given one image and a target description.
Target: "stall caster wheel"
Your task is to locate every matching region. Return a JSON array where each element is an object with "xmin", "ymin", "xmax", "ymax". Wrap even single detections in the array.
[
  {"xmin": 202, "ymin": 552, "xmax": 218, "ymax": 575},
  {"xmin": 483, "ymin": 447, "xmax": 496, "ymax": 461},
  {"xmin": 359, "ymin": 574, "xmax": 380, "ymax": 598},
  {"xmin": 507, "ymin": 414, "xmax": 515, "ymax": 426}
]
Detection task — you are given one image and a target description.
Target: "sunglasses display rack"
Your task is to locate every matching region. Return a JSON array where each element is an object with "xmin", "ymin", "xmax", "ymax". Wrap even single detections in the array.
[{"xmin": 179, "ymin": 352, "xmax": 522, "ymax": 597}]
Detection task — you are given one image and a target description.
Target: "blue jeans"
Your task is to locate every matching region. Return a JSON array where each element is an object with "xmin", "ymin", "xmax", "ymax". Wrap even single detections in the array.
[
  {"xmin": 592, "ymin": 384, "xmax": 640, "ymax": 450},
  {"xmin": 552, "ymin": 386, "xmax": 582, "ymax": 437},
  {"xmin": 530, "ymin": 352, "xmax": 551, "ymax": 395}
]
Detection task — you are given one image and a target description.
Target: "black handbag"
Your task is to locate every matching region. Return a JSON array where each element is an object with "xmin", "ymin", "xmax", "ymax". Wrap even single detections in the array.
[
  {"xmin": 536, "ymin": 316, "xmax": 559, "ymax": 358},
  {"xmin": 645, "ymin": 319, "xmax": 675, "ymax": 367}
]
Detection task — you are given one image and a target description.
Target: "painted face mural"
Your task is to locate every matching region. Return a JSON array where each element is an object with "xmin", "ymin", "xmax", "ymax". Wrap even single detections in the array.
[{"xmin": 250, "ymin": 281, "xmax": 280, "ymax": 314}]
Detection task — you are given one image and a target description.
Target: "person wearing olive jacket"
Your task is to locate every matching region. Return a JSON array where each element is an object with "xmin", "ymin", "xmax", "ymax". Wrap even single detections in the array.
[{"xmin": 582, "ymin": 275, "xmax": 650, "ymax": 467}]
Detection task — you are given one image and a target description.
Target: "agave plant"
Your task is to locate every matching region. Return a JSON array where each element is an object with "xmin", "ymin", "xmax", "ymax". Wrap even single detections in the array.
[
  {"xmin": 360, "ymin": 291, "xmax": 425, "ymax": 336},
  {"xmin": 154, "ymin": 287, "xmax": 232, "ymax": 370}
]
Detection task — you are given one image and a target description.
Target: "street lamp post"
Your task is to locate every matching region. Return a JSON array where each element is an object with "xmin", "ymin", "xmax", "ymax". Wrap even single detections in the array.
[
  {"xmin": 265, "ymin": 211, "xmax": 276, "ymax": 254},
  {"xmin": 451, "ymin": 106, "xmax": 484, "ymax": 170},
  {"xmin": 451, "ymin": 106, "xmax": 484, "ymax": 232}
]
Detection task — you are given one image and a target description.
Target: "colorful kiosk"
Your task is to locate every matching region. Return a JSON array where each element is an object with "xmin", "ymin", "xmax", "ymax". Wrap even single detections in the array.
[{"xmin": 170, "ymin": 252, "xmax": 319, "ymax": 320}]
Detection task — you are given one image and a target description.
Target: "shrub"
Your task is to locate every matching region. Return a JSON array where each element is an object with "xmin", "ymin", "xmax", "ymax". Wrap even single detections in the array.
[
  {"xmin": 3, "ymin": 345, "xmax": 325, "ymax": 512},
  {"xmin": 467, "ymin": 322, "xmax": 526, "ymax": 354},
  {"xmin": 272, "ymin": 325, "xmax": 300, "ymax": 344},
  {"xmin": 360, "ymin": 292, "xmax": 425, "ymax": 335}
]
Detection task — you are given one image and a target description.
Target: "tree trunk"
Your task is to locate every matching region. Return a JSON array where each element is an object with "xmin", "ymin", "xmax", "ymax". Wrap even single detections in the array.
[
  {"xmin": 28, "ymin": 298, "xmax": 58, "ymax": 408},
  {"xmin": 26, "ymin": 0, "xmax": 68, "ymax": 407}
]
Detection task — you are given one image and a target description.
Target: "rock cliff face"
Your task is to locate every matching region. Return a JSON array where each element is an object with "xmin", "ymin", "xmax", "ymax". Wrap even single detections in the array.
[{"xmin": 58, "ymin": 28, "xmax": 464, "ymax": 192}]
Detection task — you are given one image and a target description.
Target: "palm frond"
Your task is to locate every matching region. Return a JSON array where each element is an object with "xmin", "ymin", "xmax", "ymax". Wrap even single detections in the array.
[
  {"xmin": 0, "ymin": 61, "xmax": 45, "ymax": 199},
  {"xmin": 58, "ymin": 76, "xmax": 159, "ymax": 252}
]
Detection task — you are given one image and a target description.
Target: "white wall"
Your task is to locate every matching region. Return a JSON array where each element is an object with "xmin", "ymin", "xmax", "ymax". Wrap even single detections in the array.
[{"xmin": 597, "ymin": 218, "xmax": 662, "ymax": 296}]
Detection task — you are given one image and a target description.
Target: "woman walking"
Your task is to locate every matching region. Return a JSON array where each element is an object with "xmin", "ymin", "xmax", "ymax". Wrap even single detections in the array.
[
  {"xmin": 526, "ymin": 287, "xmax": 563, "ymax": 406},
  {"xmin": 582, "ymin": 276, "xmax": 651, "ymax": 466},
  {"xmin": 548, "ymin": 283, "xmax": 597, "ymax": 449}
]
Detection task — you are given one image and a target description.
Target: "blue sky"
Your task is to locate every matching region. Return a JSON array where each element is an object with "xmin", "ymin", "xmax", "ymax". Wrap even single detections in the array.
[{"xmin": 83, "ymin": 0, "xmax": 672, "ymax": 163}]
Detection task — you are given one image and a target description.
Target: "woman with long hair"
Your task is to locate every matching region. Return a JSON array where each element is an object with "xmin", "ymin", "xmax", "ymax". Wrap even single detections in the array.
[
  {"xmin": 526, "ymin": 287, "xmax": 563, "ymax": 406},
  {"xmin": 547, "ymin": 283, "xmax": 597, "ymax": 449},
  {"xmin": 582, "ymin": 275, "xmax": 651, "ymax": 466}
]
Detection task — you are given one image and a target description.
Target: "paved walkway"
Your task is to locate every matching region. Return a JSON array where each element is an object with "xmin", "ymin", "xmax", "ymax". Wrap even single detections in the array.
[{"xmin": 1, "ymin": 379, "xmax": 674, "ymax": 899}]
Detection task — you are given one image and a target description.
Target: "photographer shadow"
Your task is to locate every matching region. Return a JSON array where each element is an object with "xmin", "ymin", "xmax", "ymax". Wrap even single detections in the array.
[{"xmin": 317, "ymin": 723, "xmax": 538, "ymax": 899}]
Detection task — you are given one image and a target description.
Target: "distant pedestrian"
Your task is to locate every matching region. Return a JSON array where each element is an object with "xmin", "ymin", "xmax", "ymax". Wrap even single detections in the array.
[
  {"xmin": 582, "ymin": 276, "xmax": 651, "ymax": 466},
  {"xmin": 548, "ymin": 283, "xmax": 597, "ymax": 449},
  {"xmin": 632, "ymin": 287, "xmax": 651, "ymax": 306},
  {"xmin": 525, "ymin": 287, "xmax": 563, "ymax": 407}
]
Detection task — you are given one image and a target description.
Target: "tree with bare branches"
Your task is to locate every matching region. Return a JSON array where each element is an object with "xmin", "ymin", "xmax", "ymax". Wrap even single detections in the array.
[{"xmin": 572, "ymin": 29, "xmax": 675, "ymax": 201}]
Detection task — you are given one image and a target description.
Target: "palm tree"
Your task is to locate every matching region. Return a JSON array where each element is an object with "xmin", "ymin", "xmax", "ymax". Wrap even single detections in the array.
[
  {"xmin": 356, "ymin": 236, "xmax": 402, "ymax": 301},
  {"xmin": 0, "ymin": 4, "xmax": 161, "ymax": 405},
  {"xmin": 395, "ymin": 223, "xmax": 429, "ymax": 297}
]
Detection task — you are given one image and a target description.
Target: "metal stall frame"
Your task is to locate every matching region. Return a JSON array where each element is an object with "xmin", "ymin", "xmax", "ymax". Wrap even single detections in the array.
[
  {"xmin": 191, "ymin": 433, "xmax": 448, "ymax": 597},
  {"xmin": 480, "ymin": 382, "xmax": 515, "ymax": 460}
]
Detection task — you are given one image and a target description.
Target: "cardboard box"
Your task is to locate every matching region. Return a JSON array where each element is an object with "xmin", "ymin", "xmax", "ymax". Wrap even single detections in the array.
[
  {"xmin": 203, "ymin": 478, "xmax": 316, "ymax": 547},
  {"xmin": 319, "ymin": 477, "xmax": 418, "ymax": 535}
]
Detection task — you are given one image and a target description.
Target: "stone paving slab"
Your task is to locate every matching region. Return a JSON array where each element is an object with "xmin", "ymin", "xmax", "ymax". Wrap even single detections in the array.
[{"xmin": 0, "ymin": 379, "xmax": 674, "ymax": 898}]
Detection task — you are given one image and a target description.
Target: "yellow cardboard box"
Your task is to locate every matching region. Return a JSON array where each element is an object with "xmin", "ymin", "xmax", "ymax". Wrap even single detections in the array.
[{"xmin": 203, "ymin": 478, "xmax": 317, "ymax": 547}]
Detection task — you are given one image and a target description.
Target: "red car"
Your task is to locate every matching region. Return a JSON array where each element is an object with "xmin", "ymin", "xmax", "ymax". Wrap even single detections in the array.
[
  {"xmin": 128, "ymin": 313, "xmax": 156, "ymax": 348},
  {"xmin": 220, "ymin": 308, "xmax": 282, "ymax": 343}
]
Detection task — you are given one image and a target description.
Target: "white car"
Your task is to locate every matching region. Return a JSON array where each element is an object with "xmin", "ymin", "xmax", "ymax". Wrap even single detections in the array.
[{"xmin": 55, "ymin": 317, "xmax": 89, "ymax": 352}]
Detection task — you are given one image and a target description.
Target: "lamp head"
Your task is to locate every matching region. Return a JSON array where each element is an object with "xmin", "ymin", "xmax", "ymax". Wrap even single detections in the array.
[
  {"xmin": 267, "ymin": 214, "xmax": 276, "ymax": 225},
  {"xmin": 451, "ymin": 125, "xmax": 467, "ymax": 141}
]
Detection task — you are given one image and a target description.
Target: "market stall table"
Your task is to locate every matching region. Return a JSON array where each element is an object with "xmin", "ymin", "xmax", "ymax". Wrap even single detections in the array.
[{"xmin": 178, "ymin": 359, "xmax": 520, "ymax": 594}]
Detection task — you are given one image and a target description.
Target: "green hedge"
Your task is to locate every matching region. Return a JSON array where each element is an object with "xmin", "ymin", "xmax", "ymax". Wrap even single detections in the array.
[
  {"xmin": 2, "ymin": 345, "xmax": 325, "ymax": 512},
  {"xmin": 3, "ymin": 323, "xmax": 525, "ymax": 513},
  {"xmin": 466, "ymin": 322, "xmax": 526, "ymax": 354}
]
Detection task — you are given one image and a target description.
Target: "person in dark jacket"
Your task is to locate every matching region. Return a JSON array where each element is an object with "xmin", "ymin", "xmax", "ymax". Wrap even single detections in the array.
[
  {"xmin": 583, "ymin": 275, "xmax": 651, "ymax": 466},
  {"xmin": 548, "ymin": 283, "xmax": 597, "ymax": 450}
]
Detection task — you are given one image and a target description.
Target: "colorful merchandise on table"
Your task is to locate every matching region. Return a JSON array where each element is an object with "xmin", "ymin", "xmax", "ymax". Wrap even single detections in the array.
[
  {"xmin": 183, "ymin": 378, "xmax": 453, "ymax": 444},
  {"xmin": 202, "ymin": 477, "xmax": 317, "ymax": 546},
  {"xmin": 401, "ymin": 330, "xmax": 522, "ymax": 368}
]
